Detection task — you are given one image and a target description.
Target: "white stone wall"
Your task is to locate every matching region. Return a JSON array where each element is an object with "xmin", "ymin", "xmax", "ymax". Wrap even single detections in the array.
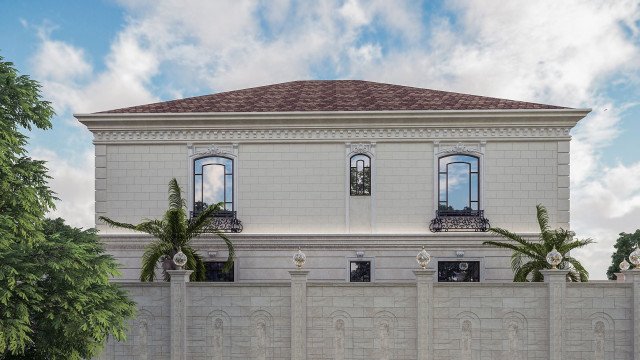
[
  {"xmin": 96, "ymin": 274, "xmax": 638, "ymax": 360},
  {"xmin": 96, "ymin": 139, "xmax": 569, "ymax": 234},
  {"xmin": 95, "ymin": 283, "xmax": 171, "ymax": 360},
  {"xmin": 97, "ymin": 144, "xmax": 187, "ymax": 230},
  {"xmin": 101, "ymin": 234, "xmax": 515, "ymax": 282},
  {"xmin": 237, "ymin": 143, "xmax": 345, "ymax": 233}
]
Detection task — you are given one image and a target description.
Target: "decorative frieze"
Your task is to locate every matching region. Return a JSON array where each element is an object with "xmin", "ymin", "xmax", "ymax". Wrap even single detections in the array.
[{"xmin": 92, "ymin": 126, "xmax": 572, "ymax": 143}]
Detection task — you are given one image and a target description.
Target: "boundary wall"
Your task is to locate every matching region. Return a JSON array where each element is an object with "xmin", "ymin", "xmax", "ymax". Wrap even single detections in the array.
[{"xmin": 96, "ymin": 270, "xmax": 640, "ymax": 360}]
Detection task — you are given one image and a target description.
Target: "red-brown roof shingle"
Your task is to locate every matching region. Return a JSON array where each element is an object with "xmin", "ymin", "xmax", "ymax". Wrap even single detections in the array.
[{"xmin": 99, "ymin": 80, "xmax": 567, "ymax": 113}]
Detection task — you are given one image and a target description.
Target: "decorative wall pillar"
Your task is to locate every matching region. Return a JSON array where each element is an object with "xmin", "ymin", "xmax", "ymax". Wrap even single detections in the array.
[
  {"xmin": 290, "ymin": 270, "xmax": 309, "ymax": 360},
  {"xmin": 414, "ymin": 269, "xmax": 436, "ymax": 360},
  {"xmin": 628, "ymin": 270, "xmax": 640, "ymax": 360},
  {"xmin": 168, "ymin": 270, "xmax": 192, "ymax": 360},
  {"xmin": 541, "ymin": 269, "xmax": 570, "ymax": 360}
]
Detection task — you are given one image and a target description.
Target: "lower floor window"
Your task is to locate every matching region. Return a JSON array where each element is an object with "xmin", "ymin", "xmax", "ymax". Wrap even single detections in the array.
[
  {"xmin": 204, "ymin": 261, "xmax": 234, "ymax": 282},
  {"xmin": 350, "ymin": 261, "xmax": 371, "ymax": 282},
  {"xmin": 438, "ymin": 261, "xmax": 480, "ymax": 282}
]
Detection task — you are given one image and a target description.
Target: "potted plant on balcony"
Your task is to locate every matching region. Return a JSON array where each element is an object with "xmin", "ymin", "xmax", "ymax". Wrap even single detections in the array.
[{"xmin": 99, "ymin": 178, "xmax": 234, "ymax": 281}]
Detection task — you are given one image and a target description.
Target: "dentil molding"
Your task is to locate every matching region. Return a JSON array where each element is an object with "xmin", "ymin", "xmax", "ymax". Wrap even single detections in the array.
[{"xmin": 92, "ymin": 126, "xmax": 572, "ymax": 144}]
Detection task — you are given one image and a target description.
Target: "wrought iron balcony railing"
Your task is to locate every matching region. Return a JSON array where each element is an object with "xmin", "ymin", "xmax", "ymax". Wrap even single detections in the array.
[
  {"xmin": 189, "ymin": 210, "xmax": 243, "ymax": 233},
  {"xmin": 429, "ymin": 209, "xmax": 490, "ymax": 232}
]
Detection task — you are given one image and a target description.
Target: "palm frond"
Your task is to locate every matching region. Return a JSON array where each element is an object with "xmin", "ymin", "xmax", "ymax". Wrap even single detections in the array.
[
  {"xmin": 514, "ymin": 260, "xmax": 547, "ymax": 282},
  {"xmin": 168, "ymin": 178, "xmax": 186, "ymax": 211},
  {"xmin": 564, "ymin": 256, "xmax": 589, "ymax": 282},
  {"xmin": 483, "ymin": 240, "xmax": 539, "ymax": 260},
  {"xmin": 212, "ymin": 229, "xmax": 235, "ymax": 272},
  {"xmin": 186, "ymin": 202, "xmax": 224, "ymax": 238},
  {"xmin": 181, "ymin": 246, "xmax": 206, "ymax": 281},
  {"xmin": 559, "ymin": 238, "xmax": 595, "ymax": 254},
  {"xmin": 140, "ymin": 241, "xmax": 172, "ymax": 282},
  {"xmin": 536, "ymin": 204, "xmax": 553, "ymax": 242},
  {"xmin": 99, "ymin": 216, "xmax": 138, "ymax": 232},
  {"xmin": 489, "ymin": 227, "xmax": 536, "ymax": 250}
]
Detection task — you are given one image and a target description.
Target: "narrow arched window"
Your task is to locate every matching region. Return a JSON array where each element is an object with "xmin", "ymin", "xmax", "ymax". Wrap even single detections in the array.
[
  {"xmin": 438, "ymin": 154, "xmax": 479, "ymax": 213},
  {"xmin": 350, "ymin": 154, "xmax": 371, "ymax": 196},
  {"xmin": 193, "ymin": 156, "xmax": 233, "ymax": 215}
]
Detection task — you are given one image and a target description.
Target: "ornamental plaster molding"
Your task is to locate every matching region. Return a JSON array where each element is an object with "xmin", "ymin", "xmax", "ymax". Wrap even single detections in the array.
[
  {"xmin": 92, "ymin": 126, "xmax": 572, "ymax": 144},
  {"xmin": 436, "ymin": 142, "xmax": 482, "ymax": 155},
  {"xmin": 192, "ymin": 144, "xmax": 235, "ymax": 157},
  {"xmin": 348, "ymin": 142, "xmax": 372, "ymax": 155}
]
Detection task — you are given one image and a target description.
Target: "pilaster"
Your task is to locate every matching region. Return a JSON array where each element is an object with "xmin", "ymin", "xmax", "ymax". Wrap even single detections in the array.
[
  {"xmin": 168, "ymin": 270, "xmax": 192, "ymax": 360},
  {"xmin": 542, "ymin": 269, "xmax": 569, "ymax": 360},
  {"xmin": 290, "ymin": 270, "xmax": 309, "ymax": 360},
  {"xmin": 414, "ymin": 269, "xmax": 436, "ymax": 360},
  {"xmin": 628, "ymin": 270, "xmax": 640, "ymax": 360}
]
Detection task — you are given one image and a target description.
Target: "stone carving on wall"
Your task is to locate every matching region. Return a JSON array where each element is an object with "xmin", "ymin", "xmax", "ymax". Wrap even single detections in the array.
[
  {"xmin": 93, "ymin": 126, "xmax": 573, "ymax": 144},
  {"xmin": 329, "ymin": 310, "xmax": 352, "ymax": 360},
  {"xmin": 251, "ymin": 310, "xmax": 273, "ymax": 360},
  {"xmin": 207, "ymin": 310, "xmax": 231, "ymax": 360},
  {"xmin": 456, "ymin": 311, "xmax": 480, "ymax": 360},
  {"xmin": 502, "ymin": 312, "xmax": 527, "ymax": 360},
  {"xmin": 134, "ymin": 310, "xmax": 153, "ymax": 360},
  {"xmin": 373, "ymin": 311, "xmax": 397, "ymax": 360},
  {"xmin": 589, "ymin": 313, "xmax": 613, "ymax": 360},
  {"xmin": 594, "ymin": 321, "xmax": 605, "ymax": 360},
  {"xmin": 461, "ymin": 319, "xmax": 472, "ymax": 360},
  {"xmin": 334, "ymin": 319, "xmax": 345, "ymax": 360}
]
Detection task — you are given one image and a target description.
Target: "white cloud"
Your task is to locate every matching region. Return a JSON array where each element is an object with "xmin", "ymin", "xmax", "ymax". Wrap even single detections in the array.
[{"xmin": 30, "ymin": 148, "xmax": 95, "ymax": 229}]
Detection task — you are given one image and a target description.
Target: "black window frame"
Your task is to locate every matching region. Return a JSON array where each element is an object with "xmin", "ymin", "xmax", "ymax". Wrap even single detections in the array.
[
  {"xmin": 437, "ymin": 261, "xmax": 480, "ymax": 282},
  {"xmin": 349, "ymin": 260, "xmax": 371, "ymax": 282},
  {"xmin": 438, "ymin": 154, "xmax": 480, "ymax": 213},
  {"xmin": 350, "ymin": 154, "xmax": 371, "ymax": 196},
  {"xmin": 204, "ymin": 261, "xmax": 235, "ymax": 282},
  {"xmin": 193, "ymin": 155, "xmax": 234, "ymax": 213}
]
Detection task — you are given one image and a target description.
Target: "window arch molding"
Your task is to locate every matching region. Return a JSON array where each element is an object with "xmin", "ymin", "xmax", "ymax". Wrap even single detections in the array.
[
  {"xmin": 187, "ymin": 144, "xmax": 238, "ymax": 216},
  {"xmin": 433, "ymin": 142, "xmax": 485, "ymax": 214}
]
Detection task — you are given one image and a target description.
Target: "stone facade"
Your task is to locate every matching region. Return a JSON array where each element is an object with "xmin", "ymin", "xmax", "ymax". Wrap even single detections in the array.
[{"xmin": 96, "ymin": 270, "xmax": 640, "ymax": 360}]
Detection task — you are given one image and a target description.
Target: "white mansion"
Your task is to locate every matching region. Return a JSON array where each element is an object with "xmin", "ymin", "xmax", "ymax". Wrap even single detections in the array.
[
  {"xmin": 78, "ymin": 80, "xmax": 587, "ymax": 284},
  {"xmin": 77, "ymin": 81, "xmax": 640, "ymax": 360}
]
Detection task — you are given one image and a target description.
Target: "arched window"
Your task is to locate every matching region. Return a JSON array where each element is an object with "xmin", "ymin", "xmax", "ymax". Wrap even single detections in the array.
[
  {"xmin": 193, "ymin": 156, "xmax": 234, "ymax": 215},
  {"xmin": 350, "ymin": 154, "xmax": 371, "ymax": 196},
  {"xmin": 438, "ymin": 154, "xmax": 479, "ymax": 212}
]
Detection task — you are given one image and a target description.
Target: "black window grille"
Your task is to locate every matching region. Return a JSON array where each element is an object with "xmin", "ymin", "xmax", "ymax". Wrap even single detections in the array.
[
  {"xmin": 438, "ymin": 154, "xmax": 479, "ymax": 212},
  {"xmin": 194, "ymin": 156, "xmax": 234, "ymax": 213},
  {"xmin": 350, "ymin": 261, "xmax": 371, "ymax": 282},
  {"xmin": 437, "ymin": 261, "xmax": 480, "ymax": 282},
  {"xmin": 204, "ymin": 261, "xmax": 234, "ymax": 282},
  {"xmin": 350, "ymin": 154, "xmax": 371, "ymax": 196}
]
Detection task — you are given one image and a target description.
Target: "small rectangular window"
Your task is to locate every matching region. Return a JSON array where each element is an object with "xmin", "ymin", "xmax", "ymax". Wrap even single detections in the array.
[
  {"xmin": 204, "ymin": 261, "xmax": 234, "ymax": 282},
  {"xmin": 350, "ymin": 260, "xmax": 371, "ymax": 282},
  {"xmin": 437, "ymin": 261, "xmax": 480, "ymax": 282}
]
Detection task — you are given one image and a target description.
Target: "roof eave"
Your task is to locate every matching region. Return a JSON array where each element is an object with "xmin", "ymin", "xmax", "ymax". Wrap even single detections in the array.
[{"xmin": 75, "ymin": 108, "xmax": 591, "ymax": 131}]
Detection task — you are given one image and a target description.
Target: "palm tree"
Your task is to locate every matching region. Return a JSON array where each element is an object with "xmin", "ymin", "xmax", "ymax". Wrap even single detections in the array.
[
  {"xmin": 483, "ymin": 204, "xmax": 593, "ymax": 282},
  {"xmin": 99, "ymin": 178, "xmax": 234, "ymax": 282}
]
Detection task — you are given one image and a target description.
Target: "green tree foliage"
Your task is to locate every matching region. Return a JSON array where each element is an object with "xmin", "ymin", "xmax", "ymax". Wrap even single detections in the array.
[
  {"xmin": 483, "ymin": 204, "xmax": 594, "ymax": 282},
  {"xmin": 0, "ymin": 55, "xmax": 55, "ymax": 246},
  {"xmin": 0, "ymin": 56, "xmax": 136, "ymax": 359},
  {"xmin": 606, "ymin": 230, "xmax": 640, "ymax": 280},
  {"xmin": 1, "ymin": 219, "xmax": 137, "ymax": 359},
  {"xmin": 100, "ymin": 178, "xmax": 235, "ymax": 282}
]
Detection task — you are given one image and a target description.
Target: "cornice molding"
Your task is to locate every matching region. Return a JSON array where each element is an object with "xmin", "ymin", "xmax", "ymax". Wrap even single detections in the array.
[
  {"xmin": 97, "ymin": 232, "xmax": 540, "ymax": 250},
  {"xmin": 91, "ymin": 126, "xmax": 572, "ymax": 144}
]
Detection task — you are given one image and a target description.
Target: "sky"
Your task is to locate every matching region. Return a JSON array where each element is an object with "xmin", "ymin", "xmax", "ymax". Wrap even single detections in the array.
[{"xmin": 1, "ymin": 0, "xmax": 639, "ymax": 279}]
